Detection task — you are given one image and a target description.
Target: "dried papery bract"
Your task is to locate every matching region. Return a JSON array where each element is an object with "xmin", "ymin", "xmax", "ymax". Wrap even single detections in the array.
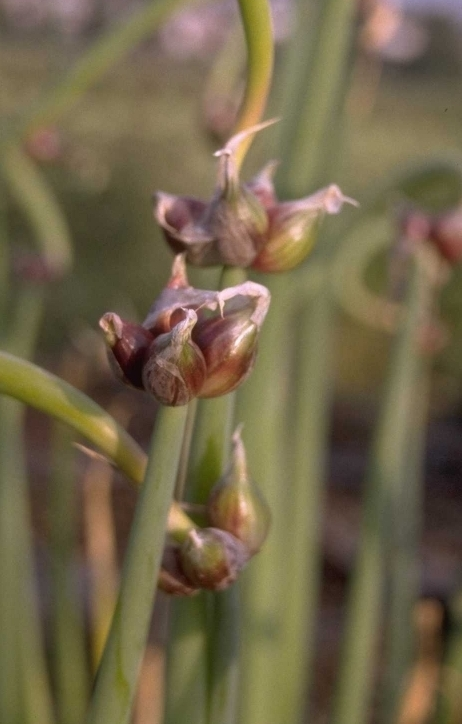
[
  {"xmin": 179, "ymin": 527, "xmax": 250, "ymax": 591},
  {"xmin": 99, "ymin": 313, "xmax": 154, "ymax": 389},
  {"xmin": 207, "ymin": 425, "xmax": 271, "ymax": 555},
  {"xmin": 142, "ymin": 255, "xmax": 223, "ymax": 336}
]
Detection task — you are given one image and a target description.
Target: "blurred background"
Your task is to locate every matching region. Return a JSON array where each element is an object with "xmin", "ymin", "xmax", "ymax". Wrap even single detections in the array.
[{"xmin": 2, "ymin": 0, "xmax": 462, "ymax": 721}]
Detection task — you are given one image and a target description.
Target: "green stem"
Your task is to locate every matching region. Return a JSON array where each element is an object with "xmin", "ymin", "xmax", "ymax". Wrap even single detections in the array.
[
  {"xmin": 85, "ymin": 404, "xmax": 188, "ymax": 724},
  {"xmin": 0, "ymin": 351, "xmax": 194, "ymax": 538},
  {"xmin": 0, "ymin": 398, "xmax": 27, "ymax": 724},
  {"xmin": 208, "ymin": 587, "xmax": 241, "ymax": 724},
  {"xmin": 274, "ymin": 270, "xmax": 334, "ymax": 724},
  {"xmin": 166, "ymin": 265, "xmax": 246, "ymax": 724},
  {"xmin": 379, "ymin": 369, "xmax": 430, "ymax": 724},
  {"xmin": 1, "ymin": 292, "xmax": 54, "ymax": 724},
  {"xmin": 233, "ymin": 0, "xmax": 274, "ymax": 169},
  {"xmin": 277, "ymin": 0, "xmax": 357, "ymax": 196},
  {"xmin": 7, "ymin": 0, "xmax": 207, "ymax": 144},
  {"xmin": 49, "ymin": 425, "xmax": 89, "ymax": 724},
  {"xmin": 205, "ymin": 265, "xmax": 249, "ymax": 724},
  {"xmin": 0, "ymin": 350, "xmax": 145, "ymax": 482},
  {"xmin": 164, "ymin": 594, "xmax": 209, "ymax": 724},
  {"xmin": 237, "ymin": 274, "xmax": 293, "ymax": 724},
  {"xmin": 2, "ymin": 145, "xmax": 73, "ymax": 274},
  {"xmin": 331, "ymin": 249, "xmax": 435, "ymax": 724}
]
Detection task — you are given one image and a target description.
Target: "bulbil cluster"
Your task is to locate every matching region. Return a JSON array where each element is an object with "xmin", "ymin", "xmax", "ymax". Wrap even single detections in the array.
[
  {"xmin": 154, "ymin": 122, "xmax": 357, "ymax": 272},
  {"xmin": 160, "ymin": 427, "xmax": 271, "ymax": 594},
  {"xmin": 100, "ymin": 255, "xmax": 270, "ymax": 407},
  {"xmin": 99, "ymin": 122, "xmax": 356, "ymax": 593}
]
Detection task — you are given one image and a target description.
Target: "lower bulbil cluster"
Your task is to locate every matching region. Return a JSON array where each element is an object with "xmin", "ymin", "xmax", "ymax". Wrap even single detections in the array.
[{"xmin": 160, "ymin": 427, "xmax": 271, "ymax": 594}]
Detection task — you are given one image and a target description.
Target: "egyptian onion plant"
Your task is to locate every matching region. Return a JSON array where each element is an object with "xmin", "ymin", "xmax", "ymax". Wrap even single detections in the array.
[{"xmin": 1, "ymin": 0, "xmax": 462, "ymax": 723}]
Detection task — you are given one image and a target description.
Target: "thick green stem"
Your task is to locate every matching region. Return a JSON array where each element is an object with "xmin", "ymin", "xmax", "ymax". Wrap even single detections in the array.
[
  {"xmin": 85, "ymin": 404, "xmax": 188, "ymax": 724},
  {"xmin": 0, "ymin": 351, "xmax": 145, "ymax": 482},
  {"xmin": 233, "ymin": 0, "xmax": 274, "ymax": 169}
]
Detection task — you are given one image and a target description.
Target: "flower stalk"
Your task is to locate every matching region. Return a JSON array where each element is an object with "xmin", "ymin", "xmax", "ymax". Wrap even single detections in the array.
[{"xmin": 85, "ymin": 404, "xmax": 188, "ymax": 724}]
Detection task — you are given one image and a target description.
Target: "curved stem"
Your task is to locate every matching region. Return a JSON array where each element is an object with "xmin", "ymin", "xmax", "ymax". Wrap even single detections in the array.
[
  {"xmin": 0, "ymin": 351, "xmax": 193, "ymax": 538},
  {"xmin": 233, "ymin": 0, "xmax": 274, "ymax": 169},
  {"xmin": 2, "ymin": 145, "xmax": 73, "ymax": 274}
]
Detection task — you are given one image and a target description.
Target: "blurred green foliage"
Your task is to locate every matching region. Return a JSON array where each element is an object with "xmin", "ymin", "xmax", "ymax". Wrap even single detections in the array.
[{"xmin": 2, "ymin": 24, "xmax": 462, "ymax": 384}]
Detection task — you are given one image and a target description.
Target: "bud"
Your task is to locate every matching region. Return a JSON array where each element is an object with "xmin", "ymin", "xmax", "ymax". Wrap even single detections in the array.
[
  {"xmin": 179, "ymin": 527, "xmax": 249, "ymax": 591},
  {"xmin": 158, "ymin": 544, "xmax": 200, "ymax": 596},
  {"xmin": 430, "ymin": 206, "xmax": 462, "ymax": 264},
  {"xmin": 252, "ymin": 184, "xmax": 358, "ymax": 273},
  {"xmin": 207, "ymin": 426, "xmax": 271, "ymax": 555},
  {"xmin": 194, "ymin": 280, "xmax": 270, "ymax": 397},
  {"xmin": 142, "ymin": 309, "xmax": 207, "ymax": 406},
  {"xmin": 193, "ymin": 311, "xmax": 257, "ymax": 397},
  {"xmin": 99, "ymin": 312, "xmax": 154, "ymax": 389},
  {"xmin": 207, "ymin": 127, "xmax": 269, "ymax": 266}
]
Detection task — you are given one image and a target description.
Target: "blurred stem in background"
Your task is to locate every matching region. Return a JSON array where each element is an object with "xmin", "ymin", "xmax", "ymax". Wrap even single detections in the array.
[
  {"xmin": 0, "ymin": 285, "xmax": 54, "ymax": 724},
  {"xmin": 49, "ymin": 424, "xmax": 89, "ymax": 724},
  {"xmin": 237, "ymin": 1, "xmax": 358, "ymax": 723},
  {"xmin": 277, "ymin": 0, "xmax": 358, "ymax": 197},
  {"xmin": 331, "ymin": 246, "xmax": 439, "ymax": 724},
  {"xmin": 5, "ymin": 0, "xmax": 208, "ymax": 146}
]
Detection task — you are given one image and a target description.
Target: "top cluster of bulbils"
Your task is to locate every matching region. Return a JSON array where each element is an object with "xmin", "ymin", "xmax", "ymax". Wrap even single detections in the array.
[
  {"xmin": 154, "ymin": 122, "xmax": 357, "ymax": 272},
  {"xmin": 100, "ymin": 122, "xmax": 356, "ymax": 407}
]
